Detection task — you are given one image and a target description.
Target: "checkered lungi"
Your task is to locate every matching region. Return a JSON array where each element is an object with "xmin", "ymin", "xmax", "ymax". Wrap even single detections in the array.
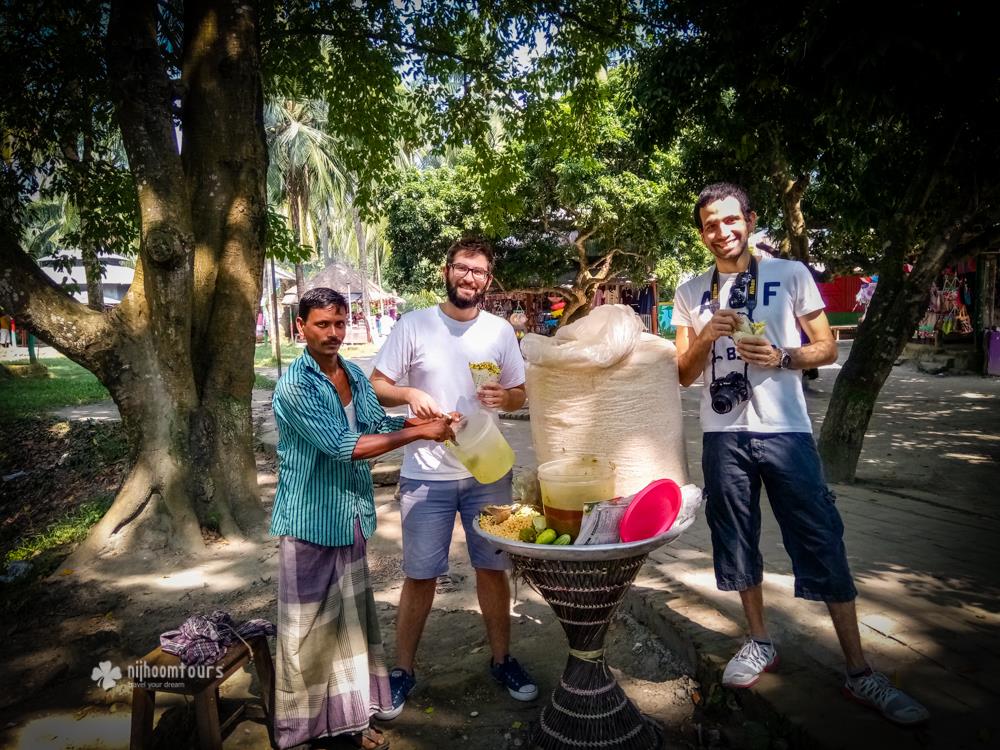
[{"xmin": 274, "ymin": 520, "xmax": 392, "ymax": 749}]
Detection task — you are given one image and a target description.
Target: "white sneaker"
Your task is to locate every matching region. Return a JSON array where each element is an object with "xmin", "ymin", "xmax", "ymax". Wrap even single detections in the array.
[
  {"xmin": 722, "ymin": 638, "xmax": 779, "ymax": 688},
  {"xmin": 844, "ymin": 670, "xmax": 929, "ymax": 725}
]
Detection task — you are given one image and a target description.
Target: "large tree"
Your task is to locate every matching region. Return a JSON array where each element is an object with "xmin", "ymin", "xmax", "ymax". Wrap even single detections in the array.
[
  {"xmin": 0, "ymin": 0, "xmax": 618, "ymax": 565},
  {"xmin": 631, "ymin": 0, "xmax": 1000, "ymax": 481},
  {"xmin": 385, "ymin": 69, "xmax": 705, "ymax": 324}
]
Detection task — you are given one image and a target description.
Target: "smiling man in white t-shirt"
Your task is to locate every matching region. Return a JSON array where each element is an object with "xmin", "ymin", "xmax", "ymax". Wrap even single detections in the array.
[
  {"xmin": 673, "ymin": 183, "xmax": 928, "ymax": 726},
  {"xmin": 369, "ymin": 237, "xmax": 537, "ymax": 719}
]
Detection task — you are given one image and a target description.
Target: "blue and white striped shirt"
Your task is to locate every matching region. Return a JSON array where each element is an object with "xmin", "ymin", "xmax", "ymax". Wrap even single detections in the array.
[{"xmin": 269, "ymin": 350, "xmax": 406, "ymax": 547}]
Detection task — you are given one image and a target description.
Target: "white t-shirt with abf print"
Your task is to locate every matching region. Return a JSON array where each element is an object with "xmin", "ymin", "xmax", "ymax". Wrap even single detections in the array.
[{"xmin": 672, "ymin": 257, "xmax": 825, "ymax": 434}]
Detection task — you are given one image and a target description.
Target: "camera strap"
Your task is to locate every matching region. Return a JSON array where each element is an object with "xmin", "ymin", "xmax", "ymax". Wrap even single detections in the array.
[
  {"xmin": 709, "ymin": 255, "xmax": 759, "ymax": 382},
  {"xmin": 709, "ymin": 255, "xmax": 758, "ymax": 319}
]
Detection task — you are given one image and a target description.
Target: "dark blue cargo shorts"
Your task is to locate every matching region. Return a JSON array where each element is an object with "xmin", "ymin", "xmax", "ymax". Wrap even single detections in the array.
[{"xmin": 702, "ymin": 431, "xmax": 857, "ymax": 603}]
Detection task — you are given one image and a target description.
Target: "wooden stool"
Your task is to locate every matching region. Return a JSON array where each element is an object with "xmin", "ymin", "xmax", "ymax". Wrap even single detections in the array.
[{"xmin": 129, "ymin": 636, "xmax": 275, "ymax": 750}]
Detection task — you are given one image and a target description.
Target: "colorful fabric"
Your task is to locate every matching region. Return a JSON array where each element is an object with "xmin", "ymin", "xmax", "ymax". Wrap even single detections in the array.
[
  {"xmin": 274, "ymin": 525, "xmax": 392, "ymax": 749},
  {"xmin": 270, "ymin": 350, "xmax": 405, "ymax": 546},
  {"xmin": 160, "ymin": 611, "xmax": 275, "ymax": 666}
]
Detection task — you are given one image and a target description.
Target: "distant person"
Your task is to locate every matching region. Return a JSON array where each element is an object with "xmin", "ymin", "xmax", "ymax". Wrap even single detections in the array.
[
  {"xmin": 270, "ymin": 287, "xmax": 456, "ymax": 750},
  {"xmin": 0, "ymin": 313, "xmax": 11, "ymax": 348},
  {"xmin": 369, "ymin": 237, "xmax": 536, "ymax": 720},
  {"xmin": 672, "ymin": 183, "xmax": 928, "ymax": 725},
  {"xmin": 382, "ymin": 310, "xmax": 396, "ymax": 336}
]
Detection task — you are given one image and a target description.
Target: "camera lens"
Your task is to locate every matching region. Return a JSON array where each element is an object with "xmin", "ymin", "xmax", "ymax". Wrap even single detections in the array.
[
  {"xmin": 712, "ymin": 391, "xmax": 737, "ymax": 414},
  {"xmin": 710, "ymin": 372, "xmax": 752, "ymax": 414}
]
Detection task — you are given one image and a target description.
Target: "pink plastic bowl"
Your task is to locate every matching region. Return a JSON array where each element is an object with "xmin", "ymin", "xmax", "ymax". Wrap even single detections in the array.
[{"xmin": 619, "ymin": 479, "xmax": 682, "ymax": 543}]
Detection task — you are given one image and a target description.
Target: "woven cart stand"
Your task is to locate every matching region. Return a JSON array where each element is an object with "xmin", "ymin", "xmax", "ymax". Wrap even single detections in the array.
[{"xmin": 475, "ymin": 522, "xmax": 683, "ymax": 750}]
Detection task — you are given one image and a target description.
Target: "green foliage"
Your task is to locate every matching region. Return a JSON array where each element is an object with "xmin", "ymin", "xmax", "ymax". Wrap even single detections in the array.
[
  {"xmin": 384, "ymin": 68, "xmax": 706, "ymax": 299},
  {"xmin": 266, "ymin": 207, "xmax": 314, "ymax": 264},
  {"xmin": 382, "ymin": 162, "xmax": 484, "ymax": 295},
  {"xmin": 1, "ymin": 357, "xmax": 110, "ymax": 421},
  {"xmin": 631, "ymin": 1, "xmax": 1000, "ymax": 265},
  {"xmin": 401, "ymin": 290, "xmax": 442, "ymax": 311}
]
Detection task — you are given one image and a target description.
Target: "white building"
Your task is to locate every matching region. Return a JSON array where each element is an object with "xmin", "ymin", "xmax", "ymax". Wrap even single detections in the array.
[{"xmin": 37, "ymin": 250, "xmax": 135, "ymax": 307}]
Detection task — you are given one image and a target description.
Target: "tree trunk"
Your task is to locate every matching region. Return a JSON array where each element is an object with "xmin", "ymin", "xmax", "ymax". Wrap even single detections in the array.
[
  {"xmin": 561, "ymin": 286, "xmax": 595, "ymax": 326},
  {"xmin": 818, "ymin": 219, "xmax": 965, "ymax": 481},
  {"xmin": 1, "ymin": 0, "xmax": 269, "ymax": 569},
  {"xmin": 350, "ymin": 194, "xmax": 373, "ymax": 342},
  {"xmin": 319, "ymin": 201, "xmax": 331, "ymax": 263},
  {"xmin": 81, "ymin": 242, "xmax": 105, "ymax": 311},
  {"xmin": 771, "ymin": 163, "xmax": 810, "ymax": 261}
]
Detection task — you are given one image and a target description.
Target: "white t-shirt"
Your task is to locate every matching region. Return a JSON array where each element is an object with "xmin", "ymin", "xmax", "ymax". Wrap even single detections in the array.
[
  {"xmin": 672, "ymin": 257, "xmax": 825, "ymax": 434},
  {"xmin": 373, "ymin": 305, "xmax": 526, "ymax": 480},
  {"xmin": 343, "ymin": 400, "xmax": 358, "ymax": 431}
]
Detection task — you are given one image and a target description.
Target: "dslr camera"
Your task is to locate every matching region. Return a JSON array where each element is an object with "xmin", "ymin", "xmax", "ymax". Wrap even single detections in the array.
[{"xmin": 709, "ymin": 371, "xmax": 753, "ymax": 414}]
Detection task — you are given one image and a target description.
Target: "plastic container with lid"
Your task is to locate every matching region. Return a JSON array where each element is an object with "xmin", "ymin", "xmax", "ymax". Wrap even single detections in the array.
[
  {"xmin": 445, "ymin": 411, "xmax": 515, "ymax": 484},
  {"xmin": 537, "ymin": 457, "xmax": 616, "ymax": 538}
]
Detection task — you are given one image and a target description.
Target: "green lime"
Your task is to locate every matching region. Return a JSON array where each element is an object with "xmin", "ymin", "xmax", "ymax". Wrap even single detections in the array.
[{"xmin": 535, "ymin": 528, "xmax": 557, "ymax": 545}]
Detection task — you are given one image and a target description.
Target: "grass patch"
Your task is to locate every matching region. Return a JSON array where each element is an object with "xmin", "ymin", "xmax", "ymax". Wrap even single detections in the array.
[
  {"xmin": 254, "ymin": 372, "xmax": 277, "ymax": 390},
  {"xmin": 1, "ymin": 357, "xmax": 110, "ymax": 421},
  {"xmin": 4, "ymin": 493, "xmax": 114, "ymax": 566},
  {"xmin": 254, "ymin": 342, "xmax": 303, "ymax": 367}
]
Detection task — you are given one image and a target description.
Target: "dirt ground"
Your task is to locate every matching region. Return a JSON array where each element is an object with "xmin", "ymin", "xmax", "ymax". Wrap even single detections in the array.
[
  {"xmin": 1, "ymin": 346, "xmax": 997, "ymax": 749},
  {"xmin": 0, "ymin": 472, "xmax": 715, "ymax": 750}
]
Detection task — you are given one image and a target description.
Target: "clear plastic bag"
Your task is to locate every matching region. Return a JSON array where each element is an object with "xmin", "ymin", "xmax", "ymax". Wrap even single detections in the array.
[{"xmin": 520, "ymin": 304, "xmax": 643, "ymax": 369}]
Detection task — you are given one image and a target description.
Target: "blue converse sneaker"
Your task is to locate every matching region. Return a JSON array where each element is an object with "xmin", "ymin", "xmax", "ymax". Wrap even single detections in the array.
[
  {"xmin": 844, "ymin": 669, "xmax": 930, "ymax": 725},
  {"xmin": 372, "ymin": 667, "xmax": 415, "ymax": 721},
  {"xmin": 490, "ymin": 655, "xmax": 539, "ymax": 701}
]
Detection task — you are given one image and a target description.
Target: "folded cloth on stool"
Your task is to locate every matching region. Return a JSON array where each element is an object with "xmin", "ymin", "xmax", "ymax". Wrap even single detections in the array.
[{"xmin": 160, "ymin": 610, "xmax": 275, "ymax": 666}]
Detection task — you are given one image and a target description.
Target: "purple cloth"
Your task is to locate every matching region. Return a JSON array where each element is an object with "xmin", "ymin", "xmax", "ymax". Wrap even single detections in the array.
[{"xmin": 160, "ymin": 610, "xmax": 275, "ymax": 666}]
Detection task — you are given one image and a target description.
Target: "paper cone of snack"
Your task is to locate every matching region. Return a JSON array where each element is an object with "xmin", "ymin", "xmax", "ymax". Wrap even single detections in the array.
[{"xmin": 469, "ymin": 361, "xmax": 501, "ymax": 389}]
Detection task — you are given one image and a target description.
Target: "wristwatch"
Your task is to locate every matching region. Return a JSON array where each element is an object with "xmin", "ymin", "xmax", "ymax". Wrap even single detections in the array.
[{"xmin": 774, "ymin": 347, "xmax": 792, "ymax": 369}]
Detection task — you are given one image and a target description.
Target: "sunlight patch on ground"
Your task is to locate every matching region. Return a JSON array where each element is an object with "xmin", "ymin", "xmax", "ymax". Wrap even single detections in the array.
[
  {"xmin": 957, "ymin": 391, "xmax": 996, "ymax": 400},
  {"xmin": 941, "ymin": 452, "xmax": 996, "ymax": 465},
  {"xmin": 101, "ymin": 554, "xmax": 261, "ymax": 593},
  {"xmin": 5, "ymin": 711, "xmax": 130, "ymax": 750}
]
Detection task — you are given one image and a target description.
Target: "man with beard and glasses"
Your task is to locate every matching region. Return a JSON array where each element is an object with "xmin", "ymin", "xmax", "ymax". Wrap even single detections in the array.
[
  {"xmin": 671, "ymin": 183, "xmax": 928, "ymax": 726},
  {"xmin": 271, "ymin": 288, "xmax": 456, "ymax": 749},
  {"xmin": 370, "ymin": 237, "xmax": 536, "ymax": 719}
]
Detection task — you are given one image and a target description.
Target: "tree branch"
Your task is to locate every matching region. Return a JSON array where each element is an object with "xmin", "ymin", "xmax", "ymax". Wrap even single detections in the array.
[
  {"xmin": 572, "ymin": 227, "xmax": 598, "ymax": 268},
  {"xmin": 109, "ymin": 0, "xmax": 191, "ymax": 268},
  {"xmin": 588, "ymin": 247, "xmax": 642, "ymax": 278},
  {"xmin": 108, "ymin": 0, "xmax": 193, "ymax": 324},
  {"xmin": 0, "ymin": 230, "xmax": 118, "ymax": 370}
]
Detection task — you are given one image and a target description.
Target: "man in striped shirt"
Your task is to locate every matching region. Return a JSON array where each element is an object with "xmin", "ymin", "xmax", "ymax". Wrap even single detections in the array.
[{"xmin": 270, "ymin": 287, "xmax": 455, "ymax": 750}]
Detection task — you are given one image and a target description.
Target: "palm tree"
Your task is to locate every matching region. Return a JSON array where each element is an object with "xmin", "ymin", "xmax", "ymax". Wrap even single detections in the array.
[{"xmin": 265, "ymin": 98, "xmax": 346, "ymax": 296}]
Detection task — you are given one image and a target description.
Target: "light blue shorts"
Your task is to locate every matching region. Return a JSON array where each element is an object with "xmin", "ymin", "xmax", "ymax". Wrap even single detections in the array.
[{"xmin": 398, "ymin": 472, "xmax": 512, "ymax": 579}]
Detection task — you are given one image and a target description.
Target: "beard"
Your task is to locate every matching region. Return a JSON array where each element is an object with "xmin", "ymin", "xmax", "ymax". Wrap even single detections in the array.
[{"xmin": 445, "ymin": 277, "xmax": 486, "ymax": 309}]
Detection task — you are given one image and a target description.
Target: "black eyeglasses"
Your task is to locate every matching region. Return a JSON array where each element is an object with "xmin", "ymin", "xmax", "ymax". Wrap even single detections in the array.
[
  {"xmin": 728, "ymin": 271, "xmax": 752, "ymax": 308},
  {"xmin": 448, "ymin": 262, "xmax": 491, "ymax": 281}
]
